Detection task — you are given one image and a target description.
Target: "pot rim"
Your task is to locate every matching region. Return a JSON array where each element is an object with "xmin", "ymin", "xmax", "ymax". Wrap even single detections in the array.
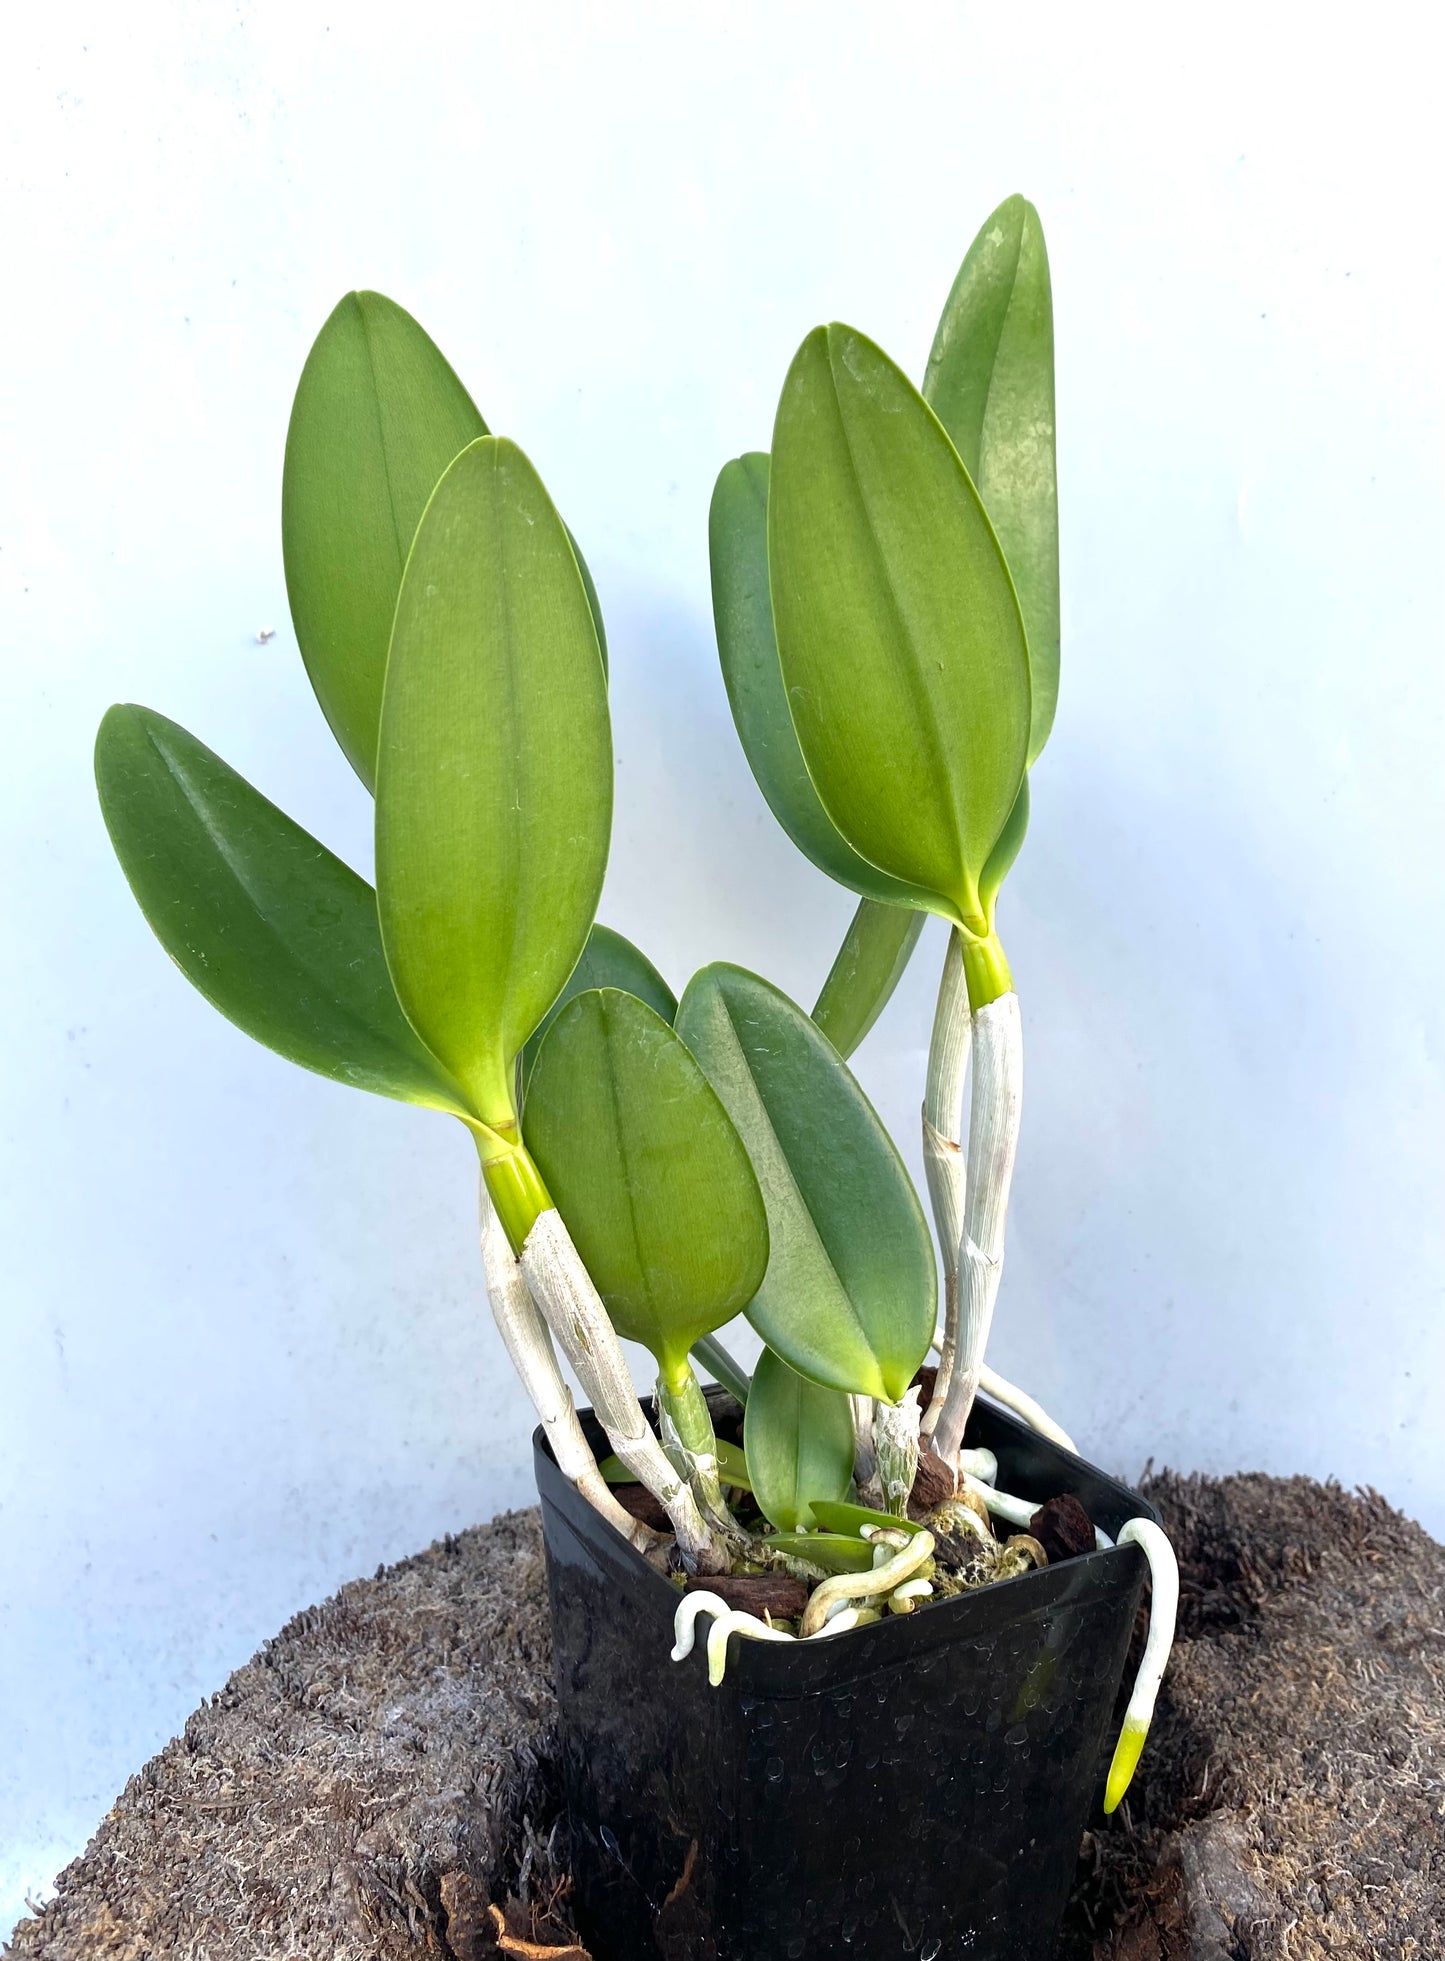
[{"xmin": 535, "ymin": 1392, "xmax": 1160, "ymax": 1697}]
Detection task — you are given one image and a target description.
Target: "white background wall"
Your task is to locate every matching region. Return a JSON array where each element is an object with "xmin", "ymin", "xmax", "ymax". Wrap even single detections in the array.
[{"xmin": 2, "ymin": 0, "xmax": 1441, "ymax": 1929}]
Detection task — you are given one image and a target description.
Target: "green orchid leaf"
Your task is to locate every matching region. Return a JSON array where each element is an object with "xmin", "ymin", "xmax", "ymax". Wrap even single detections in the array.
[
  {"xmin": 376, "ymin": 437, "xmax": 611, "ymax": 1128},
  {"xmin": 811, "ymin": 899, "xmax": 926, "ymax": 1060},
  {"xmin": 570, "ymin": 528, "xmax": 610, "ymax": 676},
  {"xmin": 519, "ymin": 923, "xmax": 675, "ymax": 1095},
  {"xmin": 764, "ymin": 1532, "xmax": 879, "ymax": 1575},
  {"xmin": 743, "ymin": 1347, "xmax": 856, "ymax": 1533},
  {"xmin": 691, "ymin": 1332, "xmax": 753, "ymax": 1405},
  {"xmin": 924, "ymin": 197, "xmax": 1059, "ymax": 764},
  {"xmin": 809, "ymin": 1498, "xmax": 924, "ymax": 1539},
  {"xmin": 979, "ymin": 775, "xmax": 1031, "ymax": 915},
  {"xmin": 283, "ymin": 292, "xmax": 606, "ymax": 791},
  {"xmin": 675, "ymin": 963, "xmax": 936, "ymax": 1403},
  {"xmin": 522, "ymin": 989, "xmax": 769, "ymax": 1376},
  {"xmin": 709, "ymin": 453, "xmax": 935, "ymax": 913},
  {"xmin": 282, "ymin": 291, "xmax": 488, "ymax": 789},
  {"xmin": 95, "ymin": 705, "xmax": 470, "ymax": 1118},
  {"xmin": 768, "ymin": 324, "xmax": 1031, "ymax": 936}
]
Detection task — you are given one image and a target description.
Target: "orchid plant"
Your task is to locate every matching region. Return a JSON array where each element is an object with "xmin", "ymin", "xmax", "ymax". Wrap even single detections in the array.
[{"xmin": 96, "ymin": 196, "xmax": 1175, "ymax": 1813}]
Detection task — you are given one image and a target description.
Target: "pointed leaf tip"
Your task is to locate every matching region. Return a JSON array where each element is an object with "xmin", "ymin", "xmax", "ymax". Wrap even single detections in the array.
[
  {"xmin": 769, "ymin": 321, "xmax": 1030, "ymax": 933},
  {"xmin": 925, "ymin": 198, "xmax": 1059, "ymax": 765},
  {"xmin": 94, "ymin": 703, "xmax": 470, "ymax": 1117}
]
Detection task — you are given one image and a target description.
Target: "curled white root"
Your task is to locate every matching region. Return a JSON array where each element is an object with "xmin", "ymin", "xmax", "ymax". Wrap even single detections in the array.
[
  {"xmin": 888, "ymin": 1577, "xmax": 934, "ymax": 1614},
  {"xmin": 979, "ymin": 1364, "xmax": 1078, "ymax": 1455},
  {"xmin": 799, "ymin": 1532, "xmax": 937, "ymax": 1638},
  {"xmin": 1104, "ymin": 1518, "xmax": 1180, "ymax": 1813},
  {"xmin": 814, "ymin": 1606, "xmax": 858, "ymax": 1638},
  {"xmin": 671, "ymin": 1589, "xmax": 728, "ymax": 1662},
  {"xmin": 960, "ymin": 1470, "xmax": 1115, "ymax": 1551},
  {"xmin": 706, "ymin": 1610, "xmax": 794, "ymax": 1685},
  {"xmin": 861, "ymin": 1525, "xmax": 913, "ymax": 1552},
  {"xmin": 671, "ymin": 1591, "xmax": 795, "ymax": 1686}
]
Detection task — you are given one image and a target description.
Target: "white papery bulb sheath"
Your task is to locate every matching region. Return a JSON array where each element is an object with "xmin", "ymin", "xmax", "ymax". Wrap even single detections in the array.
[
  {"xmin": 520, "ymin": 1206, "xmax": 716, "ymax": 1568},
  {"xmin": 932, "ymin": 991, "xmax": 1023, "ymax": 1465},
  {"xmin": 479, "ymin": 1181, "xmax": 659, "ymax": 1555}
]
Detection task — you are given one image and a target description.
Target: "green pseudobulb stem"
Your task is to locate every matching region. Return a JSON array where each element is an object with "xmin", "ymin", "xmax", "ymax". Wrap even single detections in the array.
[
  {"xmin": 961, "ymin": 928, "xmax": 1013, "ymax": 1011},
  {"xmin": 476, "ymin": 1129, "xmax": 553, "ymax": 1255},
  {"xmin": 657, "ymin": 1360, "xmax": 725, "ymax": 1477}
]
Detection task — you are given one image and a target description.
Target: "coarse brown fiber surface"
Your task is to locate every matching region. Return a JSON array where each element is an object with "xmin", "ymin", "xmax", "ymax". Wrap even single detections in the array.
[{"xmin": 6, "ymin": 1473, "xmax": 1441, "ymax": 1961}]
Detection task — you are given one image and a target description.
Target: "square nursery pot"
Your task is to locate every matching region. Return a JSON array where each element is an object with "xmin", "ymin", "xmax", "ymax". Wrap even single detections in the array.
[{"xmin": 534, "ymin": 1399, "xmax": 1159, "ymax": 1961}]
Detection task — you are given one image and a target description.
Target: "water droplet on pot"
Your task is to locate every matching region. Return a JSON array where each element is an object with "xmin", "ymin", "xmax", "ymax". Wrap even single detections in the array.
[{"xmin": 766, "ymin": 1755, "xmax": 784, "ymax": 1782}]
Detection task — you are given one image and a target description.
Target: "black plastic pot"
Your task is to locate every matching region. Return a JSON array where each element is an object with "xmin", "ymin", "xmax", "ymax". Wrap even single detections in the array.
[{"xmin": 534, "ymin": 1400, "xmax": 1158, "ymax": 1961}]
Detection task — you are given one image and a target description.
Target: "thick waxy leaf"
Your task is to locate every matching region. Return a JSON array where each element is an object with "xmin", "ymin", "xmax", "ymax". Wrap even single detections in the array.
[
  {"xmin": 743, "ymin": 1346, "xmax": 856, "ymax": 1533},
  {"xmin": 376, "ymin": 438, "xmax": 611, "ymax": 1127},
  {"xmin": 282, "ymin": 292, "xmax": 488, "ymax": 788},
  {"xmin": 283, "ymin": 292, "xmax": 607, "ymax": 791},
  {"xmin": 691, "ymin": 1332, "xmax": 753, "ymax": 1406},
  {"xmin": 710, "ymin": 454, "xmax": 928, "ymax": 1052},
  {"xmin": 95, "ymin": 705, "xmax": 469, "ymax": 1116},
  {"xmin": 979, "ymin": 776, "xmax": 1030, "ymax": 915},
  {"xmin": 925, "ymin": 197, "xmax": 1058, "ymax": 764},
  {"xmin": 519, "ymin": 923, "xmax": 675, "ymax": 1094},
  {"xmin": 764, "ymin": 1532, "xmax": 880, "ymax": 1575},
  {"xmin": 675, "ymin": 963, "xmax": 935, "ymax": 1403},
  {"xmin": 523, "ymin": 989, "xmax": 769, "ymax": 1376},
  {"xmin": 811, "ymin": 899, "xmax": 926, "ymax": 1059},
  {"xmin": 710, "ymin": 453, "xmax": 934, "ymax": 912},
  {"xmin": 809, "ymin": 1498, "xmax": 924, "ymax": 1540},
  {"xmin": 769, "ymin": 325, "xmax": 1031, "ymax": 935}
]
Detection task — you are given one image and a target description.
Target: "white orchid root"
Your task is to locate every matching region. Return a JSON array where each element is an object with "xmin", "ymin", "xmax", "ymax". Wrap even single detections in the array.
[
  {"xmin": 931, "ymin": 991, "xmax": 1024, "ymax": 1467},
  {"xmin": 1104, "ymin": 1518, "xmax": 1180, "ymax": 1813},
  {"xmin": 959, "ymin": 1468, "xmax": 1115, "ymax": 1552},
  {"xmin": 976, "ymin": 1364, "xmax": 1078, "ymax": 1455},
  {"xmin": 958, "ymin": 1445, "xmax": 999, "ymax": 1486},
  {"xmin": 673, "ymin": 1534, "xmax": 943, "ymax": 1685},
  {"xmin": 672, "ymin": 1591, "xmax": 797, "ymax": 1686},
  {"xmin": 929, "ymin": 1342, "xmax": 1079, "ymax": 1458},
  {"xmin": 519, "ymin": 1207, "xmax": 721, "ymax": 1572},
  {"xmin": 799, "ymin": 1531, "xmax": 937, "ymax": 1637},
  {"xmin": 478, "ymin": 1181, "xmax": 662, "ymax": 1559}
]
